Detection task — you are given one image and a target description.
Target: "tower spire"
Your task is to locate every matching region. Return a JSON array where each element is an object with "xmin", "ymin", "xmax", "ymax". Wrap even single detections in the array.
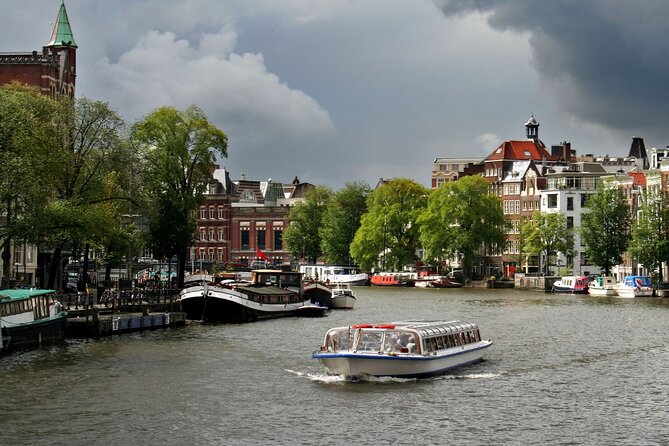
[{"xmin": 47, "ymin": 1, "xmax": 77, "ymax": 48}]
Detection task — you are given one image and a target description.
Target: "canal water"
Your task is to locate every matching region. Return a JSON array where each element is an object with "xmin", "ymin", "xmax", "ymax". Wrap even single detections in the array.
[{"xmin": 2, "ymin": 287, "xmax": 668, "ymax": 445}]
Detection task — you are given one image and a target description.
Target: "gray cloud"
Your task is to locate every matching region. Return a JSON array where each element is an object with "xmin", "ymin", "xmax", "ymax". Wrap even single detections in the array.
[
  {"xmin": 435, "ymin": 0, "xmax": 669, "ymax": 146},
  {"xmin": 3, "ymin": 1, "xmax": 665, "ymax": 188}
]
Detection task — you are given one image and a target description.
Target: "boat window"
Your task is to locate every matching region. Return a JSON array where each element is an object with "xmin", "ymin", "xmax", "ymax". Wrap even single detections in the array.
[
  {"xmin": 356, "ymin": 330, "xmax": 383, "ymax": 352},
  {"xmin": 327, "ymin": 329, "xmax": 352, "ymax": 352},
  {"xmin": 436, "ymin": 337, "xmax": 445, "ymax": 350}
]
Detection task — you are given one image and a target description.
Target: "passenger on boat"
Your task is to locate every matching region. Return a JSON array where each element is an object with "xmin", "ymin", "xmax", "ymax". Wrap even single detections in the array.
[{"xmin": 406, "ymin": 337, "xmax": 417, "ymax": 353}]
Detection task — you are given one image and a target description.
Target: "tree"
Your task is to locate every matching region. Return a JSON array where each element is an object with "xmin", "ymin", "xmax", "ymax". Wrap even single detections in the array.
[
  {"xmin": 628, "ymin": 187, "xmax": 669, "ymax": 282},
  {"xmin": 284, "ymin": 186, "xmax": 333, "ymax": 263},
  {"xmin": 580, "ymin": 186, "xmax": 631, "ymax": 275},
  {"xmin": 350, "ymin": 178, "xmax": 428, "ymax": 271},
  {"xmin": 522, "ymin": 211, "xmax": 573, "ymax": 275},
  {"xmin": 319, "ymin": 182, "xmax": 371, "ymax": 265},
  {"xmin": 0, "ymin": 83, "xmax": 58, "ymax": 286},
  {"xmin": 132, "ymin": 105, "xmax": 228, "ymax": 287},
  {"xmin": 417, "ymin": 175, "xmax": 506, "ymax": 277},
  {"xmin": 7, "ymin": 93, "xmax": 132, "ymax": 288}
]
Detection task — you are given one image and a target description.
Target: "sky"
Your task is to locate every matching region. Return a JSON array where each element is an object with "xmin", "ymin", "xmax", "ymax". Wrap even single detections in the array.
[{"xmin": 2, "ymin": 0, "xmax": 669, "ymax": 189}]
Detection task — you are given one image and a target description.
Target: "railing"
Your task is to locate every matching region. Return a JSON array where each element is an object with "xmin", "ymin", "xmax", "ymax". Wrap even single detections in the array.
[{"xmin": 57, "ymin": 288, "xmax": 182, "ymax": 312}]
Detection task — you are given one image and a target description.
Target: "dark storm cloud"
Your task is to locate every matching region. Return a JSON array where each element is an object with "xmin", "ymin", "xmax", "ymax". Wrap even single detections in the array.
[{"xmin": 436, "ymin": 0, "xmax": 669, "ymax": 143}]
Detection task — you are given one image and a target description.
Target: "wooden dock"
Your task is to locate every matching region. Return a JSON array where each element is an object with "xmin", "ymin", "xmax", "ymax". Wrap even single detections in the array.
[{"xmin": 66, "ymin": 308, "xmax": 186, "ymax": 338}]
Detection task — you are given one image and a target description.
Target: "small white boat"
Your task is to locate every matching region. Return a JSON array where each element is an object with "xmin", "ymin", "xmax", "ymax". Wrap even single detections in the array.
[
  {"xmin": 552, "ymin": 276, "xmax": 589, "ymax": 294},
  {"xmin": 615, "ymin": 275, "xmax": 653, "ymax": 298},
  {"xmin": 330, "ymin": 283, "xmax": 356, "ymax": 309},
  {"xmin": 312, "ymin": 320, "xmax": 492, "ymax": 379},
  {"xmin": 588, "ymin": 276, "xmax": 617, "ymax": 296}
]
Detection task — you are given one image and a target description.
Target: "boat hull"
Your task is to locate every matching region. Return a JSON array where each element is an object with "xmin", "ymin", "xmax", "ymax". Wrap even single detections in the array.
[
  {"xmin": 303, "ymin": 283, "xmax": 333, "ymax": 308},
  {"xmin": 615, "ymin": 287, "xmax": 653, "ymax": 298},
  {"xmin": 313, "ymin": 341, "xmax": 492, "ymax": 378},
  {"xmin": 588, "ymin": 288, "xmax": 617, "ymax": 296},
  {"xmin": 180, "ymin": 285, "xmax": 309, "ymax": 322},
  {"xmin": 1, "ymin": 313, "xmax": 68, "ymax": 354},
  {"xmin": 330, "ymin": 295, "xmax": 356, "ymax": 309}
]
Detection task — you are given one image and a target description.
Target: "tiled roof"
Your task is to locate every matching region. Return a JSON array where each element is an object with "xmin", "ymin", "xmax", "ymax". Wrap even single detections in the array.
[
  {"xmin": 485, "ymin": 140, "xmax": 556, "ymax": 162},
  {"xmin": 628, "ymin": 171, "xmax": 646, "ymax": 187}
]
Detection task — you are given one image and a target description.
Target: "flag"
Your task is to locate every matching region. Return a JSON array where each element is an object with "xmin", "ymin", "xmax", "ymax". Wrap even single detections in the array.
[{"xmin": 257, "ymin": 248, "xmax": 268, "ymax": 261}]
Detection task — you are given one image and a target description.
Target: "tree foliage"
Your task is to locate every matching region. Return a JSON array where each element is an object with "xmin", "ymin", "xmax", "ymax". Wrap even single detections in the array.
[
  {"xmin": 284, "ymin": 186, "xmax": 333, "ymax": 263},
  {"xmin": 417, "ymin": 175, "xmax": 506, "ymax": 276},
  {"xmin": 628, "ymin": 188, "xmax": 669, "ymax": 282},
  {"xmin": 580, "ymin": 186, "xmax": 631, "ymax": 275},
  {"xmin": 132, "ymin": 105, "xmax": 228, "ymax": 286},
  {"xmin": 319, "ymin": 182, "xmax": 371, "ymax": 265},
  {"xmin": 2, "ymin": 86, "xmax": 133, "ymax": 287},
  {"xmin": 350, "ymin": 178, "xmax": 428, "ymax": 271},
  {"xmin": 521, "ymin": 211, "xmax": 573, "ymax": 275}
]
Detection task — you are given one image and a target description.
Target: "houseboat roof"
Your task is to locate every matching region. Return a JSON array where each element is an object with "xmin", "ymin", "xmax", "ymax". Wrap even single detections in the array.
[{"xmin": 0, "ymin": 289, "xmax": 56, "ymax": 301}]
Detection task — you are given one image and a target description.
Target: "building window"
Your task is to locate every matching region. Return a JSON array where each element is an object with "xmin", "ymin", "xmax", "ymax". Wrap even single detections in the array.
[
  {"xmin": 199, "ymin": 248, "xmax": 205, "ymax": 260},
  {"xmin": 567, "ymin": 196, "xmax": 574, "ymax": 211},
  {"xmin": 515, "ymin": 200, "xmax": 520, "ymax": 214},
  {"xmin": 580, "ymin": 252, "xmax": 589, "ymax": 266},
  {"xmin": 240, "ymin": 189, "xmax": 256, "ymax": 203},
  {"xmin": 200, "ymin": 206, "xmax": 206, "ymax": 219},
  {"xmin": 567, "ymin": 216, "xmax": 574, "ymax": 228},
  {"xmin": 199, "ymin": 228, "xmax": 206, "ymax": 241},
  {"xmin": 439, "ymin": 164, "xmax": 446, "ymax": 171},
  {"xmin": 547, "ymin": 194, "xmax": 558, "ymax": 209},
  {"xmin": 257, "ymin": 229, "xmax": 266, "ymax": 250},
  {"xmin": 241, "ymin": 229, "xmax": 250, "ymax": 250},
  {"xmin": 218, "ymin": 228, "xmax": 224, "ymax": 241},
  {"xmin": 218, "ymin": 206, "xmax": 224, "ymax": 219},
  {"xmin": 209, "ymin": 207, "xmax": 215, "ymax": 219},
  {"xmin": 209, "ymin": 228, "xmax": 215, "ymax": 241},
  {"xmin": 581, "ymin": 194, "xmax": 589, "ymax": 208},
  {"xmin": 274, "ymin": 229, "xmax": 283, "ymax": 251},
  {"xmin": 217, "ymin": 248, "xmax": 223, "ymax": 262}
]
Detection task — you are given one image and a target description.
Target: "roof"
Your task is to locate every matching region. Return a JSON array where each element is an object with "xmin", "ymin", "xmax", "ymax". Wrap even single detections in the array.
[
  {"xmin": 47, "ymin": 2, "xmax": 77, "ymax": 48},
  {"xmin": 485, "ymin": 140, "xmax": 555, "ymax": 162},
  {"xmin": 628, "ymin": 171, "xmax": 646, "ymax": 187},
  {"xmin": 0, "ymin": 289, "xmax": 56, "ymax": 301}
]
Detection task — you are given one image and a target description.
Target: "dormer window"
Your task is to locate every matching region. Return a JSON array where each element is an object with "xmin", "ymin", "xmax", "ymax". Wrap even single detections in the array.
[
  {"xmin": 524, "ymin": 150, "xmax": 532, "ymax": 158},
  {"xmin": 240, "ymin": 189, "xmax": 257, "ymax": 203},
  {"xmin": 495, "ymin": 148, "xmax": 502, "ymax": 154}
]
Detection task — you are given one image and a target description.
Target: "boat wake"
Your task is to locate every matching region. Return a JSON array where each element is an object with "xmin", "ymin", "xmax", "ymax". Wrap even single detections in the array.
[
  {"xmin": 286, "ymin": 369, "xmax": 499, "ymax": 383},
  {"xmin": 286, "ymin": 369, "xmax": 417, "ymax": 384}
]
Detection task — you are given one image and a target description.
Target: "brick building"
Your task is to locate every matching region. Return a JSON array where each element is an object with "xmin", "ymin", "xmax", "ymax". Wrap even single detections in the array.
[{"xmin": 193, "ymin": 168, "xmax": 314, "ymax": 270}]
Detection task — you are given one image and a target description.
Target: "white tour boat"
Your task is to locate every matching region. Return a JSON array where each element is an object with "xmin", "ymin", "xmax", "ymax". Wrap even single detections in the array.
[
  {"xmin": 179, "ymin": 269, "xmax": 310, "ymax": 322},
  {"xmin": 587, "ymin": 276, "xmax": 617, "ymax": 296},
  {"xmin": 330, "ymin": 283, "xmax": 356, "ymax": 309},
  {"xmin": 312, "ymin": 320, "xmax": 492, "ymax": 379},
  {"xmin": 300, "ymin": 265, "xmax": 369, "ymax": 286},
  {"xmin": 615, "ymin": 275, "xmax": 653, "ymax": 298}
]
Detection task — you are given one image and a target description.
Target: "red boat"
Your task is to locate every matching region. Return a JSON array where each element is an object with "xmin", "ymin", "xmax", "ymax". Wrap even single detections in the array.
[{"xmin": 370, "ymin": 273, "xmax": 416, "ymax": 287}]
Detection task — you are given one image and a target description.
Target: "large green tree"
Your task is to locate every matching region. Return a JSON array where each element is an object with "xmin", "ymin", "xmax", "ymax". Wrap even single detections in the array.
[
  {"xmin": 417, "ymin": 175, "xmax": 506, "ymax": 277},
  {"xmin": 132, "ymin": 105, "xmax": 228, "ymax": 287},
  {"xmin": 319, "ymin": 182, "xmax": 371, "ymax": 265},
  {"xmin": 284, "ymin": 186, "xmax": 333, "ymax": 263},
  {"xmin": 628, "ymin": 188, "xmax": 669, "ymax": 282},
  {"xmin": 521, "ymin": 211, "xmax": 573, "ymax": 275},
  {"xmin": 350, "ymin": 178, "xmax": 428, "ymax": 272},
  {"xmin": 580, "ymin": 186, "xmax": 631, "ymax": 275},
  {"xmin": 6, "ymin": 92, "xmax": 132, "ymax": 288}
]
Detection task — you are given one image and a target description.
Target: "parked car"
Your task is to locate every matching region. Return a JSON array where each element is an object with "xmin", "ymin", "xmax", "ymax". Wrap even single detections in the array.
[{"xmin": 136, "ymin": 257, "xmax": 159, "ymax": 264}]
